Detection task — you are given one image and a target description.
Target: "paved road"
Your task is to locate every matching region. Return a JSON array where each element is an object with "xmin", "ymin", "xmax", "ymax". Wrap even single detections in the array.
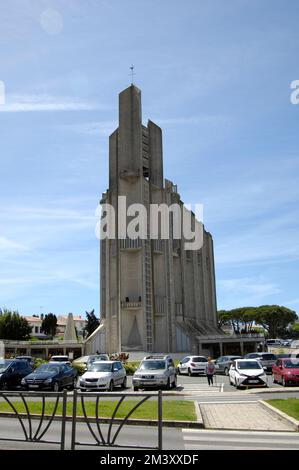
[
  {"xmin": 182, "ymin": 428, "xmax": 299, "ymax": 450},
  {"xmin": 0, "ymin": 417, "xmax": 184, "ymax": 450},
  {"xmin": 0, "ymin": 416, "xmax": 298, "ymax": 451}
]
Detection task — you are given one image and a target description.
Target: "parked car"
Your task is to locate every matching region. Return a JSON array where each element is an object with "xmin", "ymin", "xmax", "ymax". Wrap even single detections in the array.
[
  {"xmin": 265, "ymin": 339, "xmax": 283, "ymax": 347},
  {"xmin": 244, "ymin": 352, "xmax": 277, "ymax": 373},
  {"xmin": 15, "ymin": 356, "xmax": 35, "ymax": 368},
  {"xmin": 21, "ymin": 363, "xmax": 78, "ymax": 391},
  {"xmin": 0, "ymin": 359, "xmax": 34, "ymax": 390},
  {"xmin": 132, "ymin": 355, "xmax": 176, "ymax": 391},
  {"xmin": 214, "ymin": 355, "xmax": 242, "ymax": 376},
  {"xmin": 86, "ymin": 354, "xmax": 110, "ymax": 370},
  {"xmin": 291, "ymin": 340, "xmax": 299, "ymax": 349},
  {"xmin": 79, "ymin": 361, "xmax": 126, "ymax": 391},
  {"xmin": 272, "ymin": 358, "xmax": 299, "ymax": 387},
  {"xmin": 229, "ymin": 359, "xmax": 268, "ymax": 389},
  {"xmin": 49, "ymin": 355, "xmax": 71, "ymax": 365},
  {"xmin": 177, "ymin": 356, "xmax": 208, "ymax": 376}
]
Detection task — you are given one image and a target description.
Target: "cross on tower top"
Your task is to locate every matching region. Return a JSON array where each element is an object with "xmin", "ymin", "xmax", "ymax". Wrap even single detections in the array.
[{"xmin": 129, "ymin": 65, "xmax": 135, "ymax": 85}]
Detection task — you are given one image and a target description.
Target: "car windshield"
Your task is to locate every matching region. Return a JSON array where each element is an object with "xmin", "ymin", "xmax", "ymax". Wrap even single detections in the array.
[
  {"xmin": 51, "ymin": 357, "xmax": 68, "ymax": 362},
  {"xmin": 237, "ymin": 361, "xmax": 262, "ymax": 370},
  {"xmin": 36, "ymin": 364, "xmax": 62, "ymax": 374},
  {"xmin": 0, "ymin": 360, "xmax": 12, "ymax": 372},
  {"xmin": 284, "ymin": 361, "xmax": 299, "ymax": 369},
  {"xmin": 192, "ymin": 357, "xmax": 208, "ymax": 363},
  {"xmin": 140, "ymin": 360, "xmax": 166, "ymax": 370},
  {"xmin": 261, "ymin": 354, "xmax": 276, "ymax": 360},
  {"xmin": 88, "ymin": 355, "xmax": 108, "ymax": 363},
  {"xmin": 89, "ymin": 363, "xmax": 113, "ymax": 372}
]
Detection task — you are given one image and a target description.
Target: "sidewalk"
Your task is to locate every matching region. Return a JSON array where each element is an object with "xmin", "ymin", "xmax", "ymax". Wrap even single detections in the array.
[{"xmin": 200, "ymin": 402, "xmax": 296, "ymax": 431}]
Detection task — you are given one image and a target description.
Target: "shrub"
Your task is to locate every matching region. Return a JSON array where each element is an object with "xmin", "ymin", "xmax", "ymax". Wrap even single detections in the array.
[
  {"xmin": 72, "ymin": 363, "xmax": 86, "ymax": 376},
  {"xmin": 124, "ymin": 362, "xmax": 138, "ymax": 375}
]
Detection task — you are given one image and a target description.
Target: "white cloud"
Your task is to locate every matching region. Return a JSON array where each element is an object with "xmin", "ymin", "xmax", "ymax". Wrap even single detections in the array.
[
  {"xmin": 0, "ymin": 236, "xmax": 29, "ymax": 252},
  {"xmin": 0, "ymin": 94, "xmax": 96, "ymax": 112}
]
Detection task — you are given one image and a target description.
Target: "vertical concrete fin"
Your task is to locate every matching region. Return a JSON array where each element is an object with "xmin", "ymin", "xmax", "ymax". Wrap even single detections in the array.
[
  {"xmin": 118, "ymin": 85, "xmax": 142, "ymax": 176},
  {"xmin": 148, "ymin": 120, "xmax": 163, "ymax": 188},
  {"xmin": 109, "ymin": 129, "xmax": 118, "ymax": 191}
]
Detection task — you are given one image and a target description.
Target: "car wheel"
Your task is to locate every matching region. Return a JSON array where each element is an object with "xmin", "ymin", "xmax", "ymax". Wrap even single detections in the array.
[
  {"xmin": 224, "ymin": 368, "xmax": 229, "ymax": 376},
  {"xmin": 188, "ymin": 368, "xmax": 192, "ymax": 377},
  {"xmin": 53, "ymin": 382, "xmax": 60, "ymax": 392},
  {"xmin": 133, "ymin": 386, "xmax": 139, "ymax": 392},
  {"xmin": 108, "ymin": 380, "xmax": 114, "ymax": 392},
  {"xmin": 1, "ymin": 381, "xmax": 8, "ymax": 391},
  {"xmin": 121, "ymin": 377, "xmax": 127, "ymax": 389},
  {"xmin": 282, "ymin": 377, "xmax": 288, "ymax": 387}
]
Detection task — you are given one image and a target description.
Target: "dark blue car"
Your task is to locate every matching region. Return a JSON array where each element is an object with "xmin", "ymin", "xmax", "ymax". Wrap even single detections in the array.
[{"xmin": 21, "ymin": 362, "xmax": 78, "ymax": 391}]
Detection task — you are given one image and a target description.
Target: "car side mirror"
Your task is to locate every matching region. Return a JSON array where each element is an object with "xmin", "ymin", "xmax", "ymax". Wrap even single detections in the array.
[{"xmin": 179, "ymin": 362, "xmax": 182, "ymax": 365}]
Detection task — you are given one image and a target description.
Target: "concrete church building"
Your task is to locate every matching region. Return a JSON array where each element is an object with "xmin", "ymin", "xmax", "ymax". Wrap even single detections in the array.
[{"xmin": 86, "ymin": 84, "xmax": 262, "ymax": 358}]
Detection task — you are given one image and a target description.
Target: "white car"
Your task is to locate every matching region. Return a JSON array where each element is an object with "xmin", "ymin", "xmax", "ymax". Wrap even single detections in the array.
[
  {"xmin": 229, "ymin": 359, "xmax": 268, "ymax": 389},
  {"xmin": 79, "ymin": 361, "xmax": 126, "ymax": 391},
  {"xmin": 49, "ymin": 355, "xmax": 71, "ymax": 365},
  {"xmin": 177, "ymin": 356, "xmax": 208, "ymax": 376}
]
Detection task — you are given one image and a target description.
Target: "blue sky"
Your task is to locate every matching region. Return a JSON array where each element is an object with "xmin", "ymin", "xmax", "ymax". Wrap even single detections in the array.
[{"xmin": 0, "ymin": 0, "xmax": 298, "ymax": 318}]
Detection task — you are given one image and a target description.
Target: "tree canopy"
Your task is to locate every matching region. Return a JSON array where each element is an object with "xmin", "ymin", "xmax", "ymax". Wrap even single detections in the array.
[
  {"xmin": 84, "ymin": 309, "xmax": 100, "ymax": 338},
  {"xmin": 41, "ymin": 313, "xmax": 57, "ymax": 337},
  {"xmin": 218, "ymin": 305, "xmax": 298, "ymax": 338},
  {"xmin": 0, "ymin": 309, "xmax": 32, "ymax": 340}
]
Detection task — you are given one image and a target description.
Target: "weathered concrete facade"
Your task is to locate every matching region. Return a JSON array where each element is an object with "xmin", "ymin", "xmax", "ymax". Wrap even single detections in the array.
[{"xmin": 100, "ymin": 84, "xmax": 227, "ymax": 355}]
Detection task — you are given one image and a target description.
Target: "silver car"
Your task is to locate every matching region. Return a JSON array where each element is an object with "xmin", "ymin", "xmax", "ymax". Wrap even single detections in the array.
[
  {"xmin": 215, "ymin": 355, "xmax": 242, "ymax": 376},
  {"xmin": 79, "ymin": 360, "xmax": 126, "ymax": 391},
  {"xmin": 132, "ymin": 355, "xmax": 177, "ymax": 390}
]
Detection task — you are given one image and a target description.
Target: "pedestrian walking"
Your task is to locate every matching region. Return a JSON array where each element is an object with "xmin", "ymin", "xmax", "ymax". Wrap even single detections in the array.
[{"xmin": 205, "ymin": 357, "xmax": 215, "ymax": 386}]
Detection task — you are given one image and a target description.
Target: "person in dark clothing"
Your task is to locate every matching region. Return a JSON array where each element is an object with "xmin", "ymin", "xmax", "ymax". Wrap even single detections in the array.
[{"xmin": 205, "ymin": 357, "xmax": 215, "ymax": 386}]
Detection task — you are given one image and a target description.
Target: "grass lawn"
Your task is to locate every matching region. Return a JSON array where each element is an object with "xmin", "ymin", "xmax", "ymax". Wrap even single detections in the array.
[
  {"xmin": 267, "ymin": 398, "xmax": 299, "ymax": 421},
  {"xmin": 0, "ymin": 399, "xmax": 195, "ymax": 422}
]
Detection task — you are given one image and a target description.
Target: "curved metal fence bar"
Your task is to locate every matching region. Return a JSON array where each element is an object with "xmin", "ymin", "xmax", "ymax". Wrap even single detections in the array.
[
  {"xmin": 95, "ymin": 394, "xmax": 106, "ymax": 444},
  {"xmin": 107, "ymin": 395, "xmax": 126, "ymax": 444},
  {"xmin": 20, "ymin": 393, "xmax": 33, "ymax": 440},
  {"xmin": 1, "ymin": 393, "xmax": 29, "ymax": 441},
  {"xmin": 35, "ymin": 393, "xmax": 61, "ymax": 441},
  {"xmin": 110, "ymin": 395, "xmax": 151, "ymax": 445},
  {"xmin": 80, "ymin": 392, "xmax": 102, "ymax": 445},
  {"xmin": 32, "ymin": 394, "xmax": 46, "ymax": 441}
]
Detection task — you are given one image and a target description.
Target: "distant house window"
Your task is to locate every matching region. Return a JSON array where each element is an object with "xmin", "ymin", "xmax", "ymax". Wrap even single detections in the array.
[{"xmin": 35, "ymin": 326, "xmax": 39, "ymax": 334}]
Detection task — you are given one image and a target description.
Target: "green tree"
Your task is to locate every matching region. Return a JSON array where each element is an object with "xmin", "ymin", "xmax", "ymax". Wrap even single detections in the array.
[
  {"xmin": 254, "ymin": 305, "xmax": 297, "ymax": 338},
  {"xmin": 41, "ymin": 313, "xmax": 57, "ymax": 337},
  {"xmin": 0, "ymin": 308, "xmax": 32, "ymax": 340},
  {"xmin": 84, "ymin": 309, "xmax": 100, "ymax": 338}
]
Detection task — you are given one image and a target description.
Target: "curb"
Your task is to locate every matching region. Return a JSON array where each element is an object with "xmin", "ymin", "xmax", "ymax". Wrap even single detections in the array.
[
  {"xmin": 258, "ymin": 400, "xmax": 299, "ymax": 431},
  {"xmin": 244, "ymin": 387, "xmax": 299, "ymax": 394},
  {"xmin": 0, "ymin": 411, "xmax": 203, "ymax": 429}
]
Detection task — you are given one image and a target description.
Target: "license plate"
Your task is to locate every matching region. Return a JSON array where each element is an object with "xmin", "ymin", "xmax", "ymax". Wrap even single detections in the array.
[
  {"xmin": 248, "ymin": 380, "xmax": 259, "ymax": 383},
  {"xmin": 141, "ymin": 381, "xmax": 156, "ymax": 385},
  {"xmin": 29, "ymin": 385, "xmax": 39, "ymax": 388}
]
